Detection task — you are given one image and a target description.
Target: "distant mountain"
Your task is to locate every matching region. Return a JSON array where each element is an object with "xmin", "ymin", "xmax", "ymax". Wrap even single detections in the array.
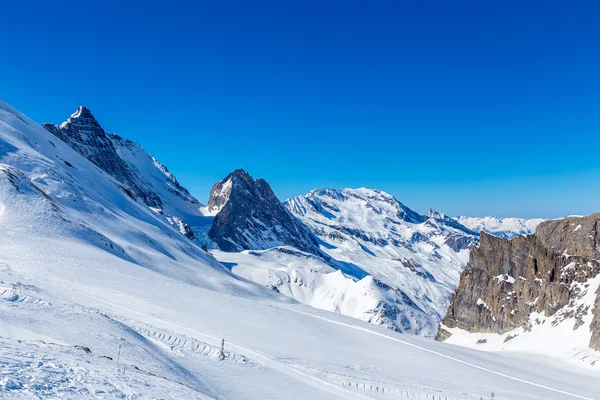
[
  {"xmin": 206, "ymin": 169, "xmax": 321, "ymax": 254},
  {"xmin": 454, "ymin": 216, "xmax": 545, "ymax": 239},
  {"xmin": 284, "ymin": 188, "xmax": 478, "ymax": 336}
]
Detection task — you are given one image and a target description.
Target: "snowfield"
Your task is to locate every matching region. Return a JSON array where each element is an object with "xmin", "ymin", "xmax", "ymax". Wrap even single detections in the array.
[
  {"xmin": 0, "ymin": 100, "xmax": 598, "ymax": 399},
  {"xmin": 1, "ymin": 235, "xmax": 600, "ymax": 400}
]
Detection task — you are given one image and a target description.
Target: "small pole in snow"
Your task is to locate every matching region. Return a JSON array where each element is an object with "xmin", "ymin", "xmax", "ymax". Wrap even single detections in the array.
[
  {"xmin": 116, "ymin": 344, "xmax": 121, "ymax": 369},
  {"xmin": 218, "ymin": 338, "xmax": 225, "ymax": 360}
]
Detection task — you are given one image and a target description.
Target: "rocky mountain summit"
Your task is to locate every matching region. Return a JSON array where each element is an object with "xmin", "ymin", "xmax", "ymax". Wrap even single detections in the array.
[
  {"xmin": 42, "ymin": 106, "xmax": 210, "ymax": 243},
  {"xmin": 438, "ymin": 214, "xmax": 600, "ymax": 353},
  {"xmin": 207, "ymin": 169, "xmax": 321, "ymax": 254},
  {"xmin": 42, "ymin": 107, "xmax": 162, "ymax": 207}
]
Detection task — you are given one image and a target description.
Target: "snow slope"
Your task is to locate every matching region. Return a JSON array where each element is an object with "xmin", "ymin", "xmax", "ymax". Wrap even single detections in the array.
[
  {"xmin": 43, "ymin": 106, "xmax": 214, "ymax": 243},
  {"xmin": 454, "ymin": 216, "xmax": 545, "ymax": 238},
  {"xmin": 0, "ymin": 100, "xmax": 599, "ymax": 399},
  {"xmin": 441, "ymin": 272, "xmax": 600, "ymax": 372},
  {"xmin": 285, "ymin": 188, "xmax": 477, "ymax": 336},
  {"xmin": 1, "ymin": 233, "xmax": 599, "ymax": 400},
  {"xmin": 213, "ymin": 247, "xmax": 436, "ymax": 332}
]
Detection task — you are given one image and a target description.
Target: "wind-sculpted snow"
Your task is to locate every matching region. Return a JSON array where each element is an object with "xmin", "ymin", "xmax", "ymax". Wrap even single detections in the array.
[{"xmin": 285, "ymin": 188, "xmax": 477, "ymax": 336}]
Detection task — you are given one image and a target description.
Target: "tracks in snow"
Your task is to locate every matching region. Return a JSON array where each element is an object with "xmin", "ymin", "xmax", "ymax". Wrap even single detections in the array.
[
  {"xmin": 0, "ymin": 288, "xmax": 51, "ymax": 306},
  {"xmin": 279, "ymin": 306, "xmax": 595, "ymax": 400},
  {"xmin": 84, "ymin": 293, "xmax": 374, "ymax": 400}
]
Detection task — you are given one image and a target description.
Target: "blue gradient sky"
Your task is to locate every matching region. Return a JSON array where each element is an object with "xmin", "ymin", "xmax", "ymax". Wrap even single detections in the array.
[{"xmin": 2, "ymin": 1, "xmax": 599, "ymax": 218}]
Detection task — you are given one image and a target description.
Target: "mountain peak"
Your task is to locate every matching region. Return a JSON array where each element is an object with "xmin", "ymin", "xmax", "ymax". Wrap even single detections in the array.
[
  {"xmin": 206, "ymin": 170, "xmax": 321, "ymax": 254},
  {"xmin": 225, "ymin": 168, "xmax": 254, "ymax": 184},
  {"xmin": 71, "ymin": 106, "xmax": 94, "ymax": 119},
  {"xmin": 57, "ymin": 106, "xmax": 102, "ymax": 130},
  {"xmin": 427, "ymin": 208, "xmax": 445, "ymax": 219}
]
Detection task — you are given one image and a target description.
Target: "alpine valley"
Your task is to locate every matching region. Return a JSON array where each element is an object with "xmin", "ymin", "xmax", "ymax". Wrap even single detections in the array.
[{"xmin": 0, "ymin": 100, "xmax": 597, "ymax": 399}]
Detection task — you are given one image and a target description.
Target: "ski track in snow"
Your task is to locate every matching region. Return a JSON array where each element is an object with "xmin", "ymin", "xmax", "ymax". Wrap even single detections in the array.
[
  {"xmin": 80, "ymin": 291, "xmax": 595, "ymax": 400},
  {"xmin": 83, "ymin": 293, "xmax": 374, "ymax": 400},
  {"xmin": 278, "ymin": 307, "xmax": 594, "ymax": 400}
]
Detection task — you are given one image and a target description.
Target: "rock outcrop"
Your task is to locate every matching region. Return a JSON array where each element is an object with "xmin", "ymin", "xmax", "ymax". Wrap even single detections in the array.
[
  {"xmin": 207, "ymin": 169, "xmax": 321, "ymax": 254},
  {"xmin": 438, "ymin": 214, "xmax": 600, "ymax": 352}
]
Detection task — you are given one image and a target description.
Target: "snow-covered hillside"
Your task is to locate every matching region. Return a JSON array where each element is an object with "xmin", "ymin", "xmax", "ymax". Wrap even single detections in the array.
[
  {"xmin": 454, "ymin": 216, "xmax": 545, "ymax": 238},
  {"xmin": 285, "ymin": 188, "xmax": 478, "ymax": 336},
  {"xmin": 42, "ymin": 107, "xmax": 214, "ymax": 243},
  {"xmin": 213, "ymin": 247, "xmax": 434, "ymax": 332},
  {"xmin": 0, "ymin": 100, "xmax": 599, "ymax": 399}
]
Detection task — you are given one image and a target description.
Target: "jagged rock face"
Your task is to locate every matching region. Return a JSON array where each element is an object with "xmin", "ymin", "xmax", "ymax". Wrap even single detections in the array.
[
  {"xmin": 438, "ymin": 214, "xmax": 600, "ymax": 351},
  {"xmin": 285, "ymin": 188, "xmax": 478, "ymax": 336},
  {"xmin": 42, "ymin": 107, "xmax": 162, "ymax": 207},
  {"xmin": 207, "ymin": 169, "xmax": 321, "ymax": 254},
  {"xmin": 591, "ymin": 288, "xmax": 600, "ymax": 351}
]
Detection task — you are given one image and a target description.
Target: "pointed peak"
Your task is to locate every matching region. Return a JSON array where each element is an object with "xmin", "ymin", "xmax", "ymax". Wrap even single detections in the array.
[
  {"xmin": 72, "ymin": 106, "xmax": 94, "ymax": 119},
  {"xmin": 58, "ymin": 106, "xmax": 101, "ymax": 129},
  {"xmin": 427, "ymin": 208, "xmax": 444, "ymax": 219},
  {"xmin": 227, "ymin": 168, "xmax": 251, "ymax": 180}
]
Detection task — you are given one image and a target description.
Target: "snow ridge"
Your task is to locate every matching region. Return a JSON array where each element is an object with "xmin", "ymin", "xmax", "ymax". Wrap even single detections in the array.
[{"xmin": 284, "ymin": 188, "xmax": 477, "ymax": 336}]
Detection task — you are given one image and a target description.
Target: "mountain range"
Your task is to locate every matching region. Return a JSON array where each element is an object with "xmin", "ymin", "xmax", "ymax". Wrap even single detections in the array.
[
  {"xmin": 0, "ymin": 100, "xmax": 597, "ymax": 399},
  {"xmin": 19, "ymin": 105, "xmax": 557, "ymax": 337}
]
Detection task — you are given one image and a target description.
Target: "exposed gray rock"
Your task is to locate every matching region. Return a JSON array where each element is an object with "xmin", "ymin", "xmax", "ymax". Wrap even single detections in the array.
[
  {"xmin": 591, "ymin": 286, "xmax": 600, "ymax": 351},
  {"xmin": 438, "ymin": 214, "xmax": 600, "ymax": 352},
  {"xmin": 207, "ymin": 169, "xmax": 321, "ymax": 254}
]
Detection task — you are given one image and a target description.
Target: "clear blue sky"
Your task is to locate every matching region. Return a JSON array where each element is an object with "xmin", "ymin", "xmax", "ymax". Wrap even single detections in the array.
[{"xmin": 2, "ymin": 1, "xmax": 599, "ymax": 218}]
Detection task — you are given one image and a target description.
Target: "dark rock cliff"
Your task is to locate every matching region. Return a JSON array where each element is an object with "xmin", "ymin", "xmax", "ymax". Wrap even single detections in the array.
[
  {"xmin": 437, "ymin": 214, "xmax": 600, "ymax": 351},
  {"xmin": 207, "ymin": 169, "xmax": 321, "ymax": 254}
]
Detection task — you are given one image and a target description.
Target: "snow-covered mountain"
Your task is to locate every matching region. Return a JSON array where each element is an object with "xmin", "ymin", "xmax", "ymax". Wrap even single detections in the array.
[
  {"xmin": 454, "ymin": 216, "xmax": 545, "ymax": 238},
  {"xmin": 42, "ymin": 106, "xmax": 214, "ymax": 242},
  {"xmin": 0, "ymin": 100, "xmax": 599, "ymax": 399},
  {"xmin": 215, "ymin": 246, "xmax": 438, "ymax": 332},
  {"xmin": 284, "ymin": 188, "xmax": 478, "ymax": 336}
]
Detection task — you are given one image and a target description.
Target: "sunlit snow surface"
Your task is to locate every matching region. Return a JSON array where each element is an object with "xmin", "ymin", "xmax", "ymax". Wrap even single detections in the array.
[
  {"xmin": 285, "ymin": 189, "xmax": 475, "ymax": 336},
  {"xmin": 454, "ymin": 216, "xmax": 546, "ymax": 238},
  {"xmin": 0, "ymin": 101, "xmax": 599, "ymax": 399}
]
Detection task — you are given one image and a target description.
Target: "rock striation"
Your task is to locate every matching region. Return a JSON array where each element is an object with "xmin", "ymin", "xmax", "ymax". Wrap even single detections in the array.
[
  {"xmin": 42, "ymin": 107, "xmax": 162, "ymax": 207},
  {"xmin": 438, "ymin": 214, "xmax": 600, "ymax": 352},
  {"xmin": 207, "ymin": 169, "xmax": 321, "ymax": 254}
]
